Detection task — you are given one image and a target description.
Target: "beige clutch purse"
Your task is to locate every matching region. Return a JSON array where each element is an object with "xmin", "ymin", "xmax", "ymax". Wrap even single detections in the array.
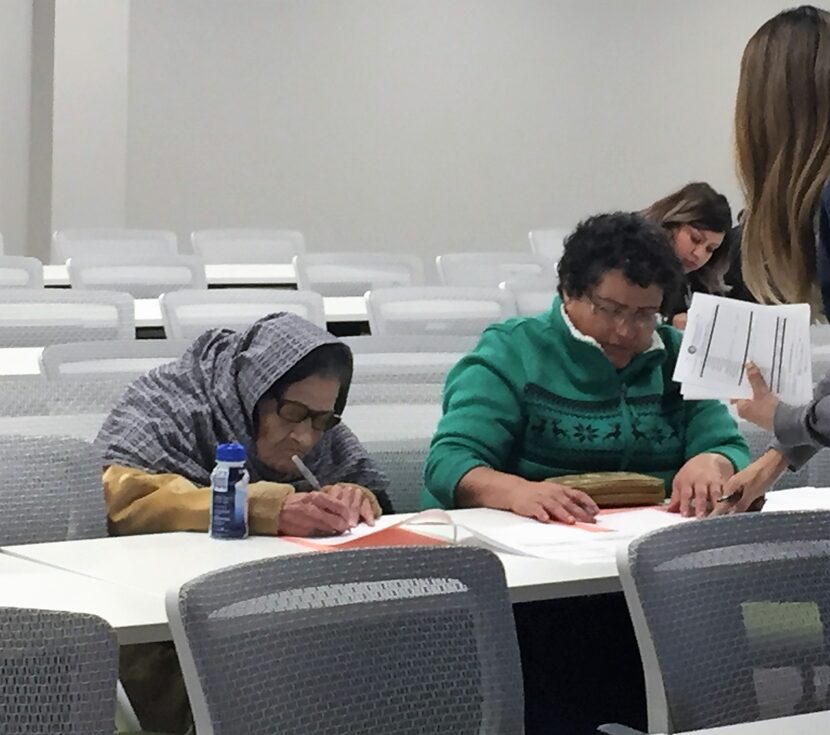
[{"xmin": 546, "ymin": 472, "xmax": 665, "ymax": 507}]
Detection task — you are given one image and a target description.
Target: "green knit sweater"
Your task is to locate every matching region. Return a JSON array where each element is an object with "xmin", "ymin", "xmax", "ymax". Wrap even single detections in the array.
[{"xmin": 422, "ymin": 298, "xmax": 751, "ymax": 509}]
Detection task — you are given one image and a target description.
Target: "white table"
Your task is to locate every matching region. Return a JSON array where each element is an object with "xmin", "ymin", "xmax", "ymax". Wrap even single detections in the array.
[
  {"xmin": 676, "ymin": 710, "xmax": 830, "ymax": 734},
  {"xmin": 43, "ymin": 263, "xmax": 297, "ymax": 288},
  {"xmin": 0, "ymin": 552, "xmax": 166, "ymax": 644}
]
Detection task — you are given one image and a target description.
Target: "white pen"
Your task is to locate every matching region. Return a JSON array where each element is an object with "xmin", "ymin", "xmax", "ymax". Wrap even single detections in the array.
[{"xmin": 291, "ymin": 454, "xmax": 322, "ymax": 490}]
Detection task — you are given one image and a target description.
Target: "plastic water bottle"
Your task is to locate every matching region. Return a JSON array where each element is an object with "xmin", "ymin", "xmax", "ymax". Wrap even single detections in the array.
[{"xmin": 210, "ymin": 443, "xmax": 249, "ymax": 539}]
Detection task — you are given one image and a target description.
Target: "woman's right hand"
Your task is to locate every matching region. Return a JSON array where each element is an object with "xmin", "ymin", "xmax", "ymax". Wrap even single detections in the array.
[
  {"xmin": 710, "ymin": 449, "xmax": 787, "ymax": 515},
  {"xmin": 672, "ymin": 313, "xmax": 688, "ymax": 330},
  {"xmin": 509, "ymin": 481, "xmax": 599, "ymax": 524},
  {"xmin": 278, "ymin": 492, "xmax": 355, "ymax": 536}
]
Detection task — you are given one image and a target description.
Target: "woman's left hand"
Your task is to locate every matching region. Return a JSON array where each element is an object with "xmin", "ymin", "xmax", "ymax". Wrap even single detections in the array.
[
  {"xmin": 668, "ymin": 452, "xmax": 734, "ymax": 518},
  {"xmin": 321, "ymin": 483, "xmax": 376, "ymax": 526},
  {"xmin": 732, "ymin": 362, "xmax": 779, "ymax": 430}
]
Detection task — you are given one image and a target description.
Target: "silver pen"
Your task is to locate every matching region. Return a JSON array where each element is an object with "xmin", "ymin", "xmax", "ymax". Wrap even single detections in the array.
[{"xmin": 291, "ymin": 454, "xmax": 322, "ymax": 490}]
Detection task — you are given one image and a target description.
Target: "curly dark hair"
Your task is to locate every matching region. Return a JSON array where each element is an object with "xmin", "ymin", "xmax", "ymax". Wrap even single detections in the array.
[{"xmin": 557, "ymin": 212, "xmax": 684, "ymax": 316}]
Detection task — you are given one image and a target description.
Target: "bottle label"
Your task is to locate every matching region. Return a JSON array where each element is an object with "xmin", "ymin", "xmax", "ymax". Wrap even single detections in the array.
[{"xmin": 210, "ymin": 464, "xmax": 249, "ymax": 539}]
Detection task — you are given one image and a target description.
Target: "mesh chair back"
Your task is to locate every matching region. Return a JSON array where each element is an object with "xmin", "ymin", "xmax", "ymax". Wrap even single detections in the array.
[
  {"xmin": 364, "ymin": 437, "xmax": 430, "ymax": 512},
  {"xmin": 40, "ymin": 339, "xmax": 189, "ymax": 380},
  {"xmin": 0, "ymin": 434, "xmax": 107, "ymax": 544},
  {"xmin": 0, "ymin": 608, "xmax": 118, "ymax": 735},
  {"xmin": 167, "ymin": 547, "xmax": 524, "ymax": 735},
  {"xmin": 68, "ymin": 255, "xmax": 206, "ymax": 299},
  {"xmin": 619, "ymin": 511, "xmax": 830, "ymax": 733},
  {"xmin": 191, "ymin": 229, "xmax": 305, "ymax": 263},
  {"xmin": 0, "ymin": 290, "xmax": 134, "ymax": 346},
  {"xmin": 51, "ymin": 228, "xmax": 177, "ymax": 264},
  {"xmin": 436, "ymin": 252, "xmax": 556, "ymax": 288},
  {"xmin": 294, "ymin": 253, "xmax": 424, "ymax": 297},
  {"xmin": 366, "ymin": 287, "xmax": 517, "ymax": 336},
  {"xmin": 161, "ymin": 288, "xmax": 326, "ymax": 340},
  {"xmin": 528, "ymin": 228, "xmax": 569, "ymax": 261},
  {"xmin": 0, "ymin": 256, "xmax": 44, "ymax": 288},
  {"xmin": 344, "ymin": 335, "xmax": 471, "ymax": 384}
]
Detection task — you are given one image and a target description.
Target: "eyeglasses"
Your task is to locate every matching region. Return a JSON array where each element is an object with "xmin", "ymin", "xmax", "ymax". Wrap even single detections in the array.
[
  {"xmin": 586, "ymin": 294, "xmax": 661, "ymax": 331},
  {"xmin": 274, "ymin": 398, "xmax": 341, "ymax": 431}
]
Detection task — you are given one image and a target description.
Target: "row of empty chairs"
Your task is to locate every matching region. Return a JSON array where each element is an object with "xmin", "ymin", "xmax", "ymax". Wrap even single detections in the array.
[{"xmin": 45, "ymin": 227, "xmax": 568, "ymax": 264}]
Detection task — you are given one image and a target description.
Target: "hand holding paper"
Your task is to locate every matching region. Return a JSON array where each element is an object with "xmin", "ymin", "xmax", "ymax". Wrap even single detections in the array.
[{"xmin": 731, "ymin": 362, "xmax": 780, "ymax": 430}]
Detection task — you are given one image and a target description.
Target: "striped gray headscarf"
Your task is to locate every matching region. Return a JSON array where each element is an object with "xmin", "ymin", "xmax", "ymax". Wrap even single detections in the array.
[{"xmin": 95, "ymin": 313, "xmax": 391, "ymax": 512}]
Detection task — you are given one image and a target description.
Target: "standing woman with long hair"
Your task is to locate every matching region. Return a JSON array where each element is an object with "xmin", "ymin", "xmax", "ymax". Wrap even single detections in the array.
[
  {"xmin": 641, "ymin": 182, "xmax": 734, "ymax": 328},
  {"xmin": 715, "ymin": 5, "xmax": 830, "ymax": 513}
]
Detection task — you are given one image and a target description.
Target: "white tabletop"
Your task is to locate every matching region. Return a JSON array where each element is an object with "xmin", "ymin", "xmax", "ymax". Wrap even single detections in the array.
[
  {"xmin": 0, "ymin": 552, "xmax": 166, "ymax": 644},
  {"xmin": 43, "ymin": 263, "xmax": 297, "ymax": 288},
  {"xmin": 675, "ymin": 710, "xmax": 830, "ymax": 734}
]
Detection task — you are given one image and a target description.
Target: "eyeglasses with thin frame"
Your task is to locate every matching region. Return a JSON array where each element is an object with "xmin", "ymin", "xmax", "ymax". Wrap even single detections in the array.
[
  {"xmin": 585, "ymin": 293, "xmax": 662, "ymax": 331},
  {"xmin": 273, "ymin": 397, "xmax": 341, "ymax": 431}
]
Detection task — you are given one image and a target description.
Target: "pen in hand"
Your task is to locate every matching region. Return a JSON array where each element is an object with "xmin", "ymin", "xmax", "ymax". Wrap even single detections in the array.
[{"xmin": 291, "ymin": 454, "xmax": 322, "ymax": 490}]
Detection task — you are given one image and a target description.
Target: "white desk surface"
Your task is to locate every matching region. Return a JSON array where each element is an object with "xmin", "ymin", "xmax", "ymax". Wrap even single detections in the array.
[
  {"xmin": 0, "ymin": 552, "xmax": 166, "ymax": 644},
  {"xmin": 43, "ymin": 263, "xmax": 297, "ymax": 288},
  {"xmin": 676, "ymin": 710, "xmax": 830, "ymax": 734}
]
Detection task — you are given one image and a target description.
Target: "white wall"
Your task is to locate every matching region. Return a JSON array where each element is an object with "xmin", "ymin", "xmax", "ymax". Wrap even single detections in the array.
[
  {"xmin": 0, "ymin": 0, "xmax": 33, "ymax": 255},
  {"xmin": 59, "ymin": 0, "xmax": 802, "ymax": 260},
  {"xmin": 52, "ymin": 0, "xmax": 129, "ymax": 232}
]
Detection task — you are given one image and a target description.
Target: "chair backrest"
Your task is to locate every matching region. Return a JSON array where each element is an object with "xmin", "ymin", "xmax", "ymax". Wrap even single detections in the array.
[
  {"xmin": 0, "ymin": 289, "xmax": 134, "ymax": 346},
  {"xmin": 68, "ymin": 255, "xmax": 207, "ymax": 299},
  {"xmin": 810, "ymin": 324, "xmax": 830, "ymax": 346},
  {"xmin": 366, "ymin": 287, "xmax": 517, "ymax": 336},
  {"xmin": 294, "ymin": 253, "xmax": 424, "ymax": 296},
  {"xmin": 51, "ymin": 228, "xmax": 177, "ymax": 264},
  {"xmin": 40, "ymin": 339, "xmax": 190, "ymax": 380},
  {"xmin": 618, "ymin": 511, "xmax": 830, "ymax": 733},
  {"xmin": 436, "ymin": 252, "xmax": 557, "ymax": 288},
  {"xmin": 343, "ymin": 335, "xmax": 470, "ymax": 384},
  {"xmin": 191, "ymin": 229, "xmax": 305, "ymax": 263},
  {"xmin": 0, "ymin": 256, "xmax": 43, "ymax": 288},
  {"xmin": 0, "ymin": 434, "xmax": 108, "ymax": 544},
  {"xmin": 499, "ymin": 274, "xmax": 558, "ymax": 317},
  {"xmin": 0, "ymin": 607, "xmax": 118, "ymax": 734},
  {"xmin": 528, "ymin": 228, "xmax": 569, "ymax": 261},
  {"xmin": 160, "ymin": 288, "xmax": 326, "ymax": 340},
  {"xmin": 167, "ymin": 547, "xmax": 524, "ymax": 735},
  {"xmin": 363, "ymin": 437, "xmax": 431, "ymax": 512}
]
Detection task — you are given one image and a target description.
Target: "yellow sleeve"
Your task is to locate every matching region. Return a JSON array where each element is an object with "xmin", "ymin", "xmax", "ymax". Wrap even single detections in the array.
[{"xmin": 102, "ymin": 465, "xmax": 295, "ymax": 536}]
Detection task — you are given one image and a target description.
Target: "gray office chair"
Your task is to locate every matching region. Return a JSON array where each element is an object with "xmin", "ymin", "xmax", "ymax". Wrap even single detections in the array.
[
  {"xmin": 191, "ymin": 229, "xmax": 305, "ymax": 263},
  {"xmin": 436, "ymin": 252, "xmax": 556, "ymax": 288},
  {"xmin": 343, "ymin": 334, "xmax": 473, "ymax": 384},
  {"xmin": 40, "ymin": 339, "xmax": 190, "ymax": 381},
  {"xmin": 499, "ymin": 274, "xmax": 558, "ymax": 317},
  {"xmin": 167, "ymin": 547, "xmax": 524, "ymax": 735},
  {"xmin": 68, "ymin": 255, "xmax": 206, "ymax": 299},
  {"xmin": 51, "ymin": 228, "xmax": 177, "ymax": 264},
  {"xmin": 617, "ymin": 511, "xmax": 830, "ymax": 733},
  {"xmin": 160, "ymin": 288, "xmax": 326, "ymax": 339},
  {"xmin": 363, "ymin": 437, "xmax": 430, "ymax": 512},
  {"xmin": 0, "ymin": 434, "xmax": 107, "ymax": 544},
  {"xmin": 0, "ymin": 255, "xmax": 44, "ymax": 288},
  {"xmin": 528, "ymin": 228, "xmax": 569, "ymax": 262},
  {"xmin": 366, "ymin": 287, "xmax": 517, "ymax": 336},
  {"xmin": 293, "ymin": 252, "xmax": 424, "ymax": 296},
  {"xmin": 0, "ymin": 607, "xmax": 119, "ymax": 734},
  {"xmin": 0, "ymin": 289, "xmax": 134, "ymax": 346}
]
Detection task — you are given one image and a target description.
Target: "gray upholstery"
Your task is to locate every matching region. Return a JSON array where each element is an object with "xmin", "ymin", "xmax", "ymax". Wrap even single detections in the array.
[
  {"xmin": 0, "ymin": 434, "xmax": 107, "ymax": 544},
  {"xmin": 618, "ymin": 511, "xmax": 830, "ymax": 733},
  {"xmin": 167, "ymin": 547, "xmax": 524, "ymax": 735},
  {"xmin": 0, "ymin": 607, "xmax": 118, "ymax": 735},
  {"xmin": 0, "ymin": 289, "xmax": 134, "ymax": 346},
  {"xmin": 365, "ymin": 437, "xmax": 430, "ymax": 512}
]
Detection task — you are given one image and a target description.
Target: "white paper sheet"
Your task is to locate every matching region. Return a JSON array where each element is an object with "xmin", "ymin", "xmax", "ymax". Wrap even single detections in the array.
[{"xmin": 673, "ymin": 293, "xmax": 812, "ymax": 404}]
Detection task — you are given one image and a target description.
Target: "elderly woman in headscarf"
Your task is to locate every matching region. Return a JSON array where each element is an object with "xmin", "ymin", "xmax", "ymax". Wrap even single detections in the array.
[
  {"xmin": 97, "ymin": 312, "xmax": 393, "ymax": 539},
  {"xmin": 97, "ymin": 313, "xmax": 392, "ymax": 733}
]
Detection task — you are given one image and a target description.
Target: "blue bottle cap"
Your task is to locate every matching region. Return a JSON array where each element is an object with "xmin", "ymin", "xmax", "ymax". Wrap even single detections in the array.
[{"xmin": 216, "ymin": 443, "xmax": 246, "ymax": 463}]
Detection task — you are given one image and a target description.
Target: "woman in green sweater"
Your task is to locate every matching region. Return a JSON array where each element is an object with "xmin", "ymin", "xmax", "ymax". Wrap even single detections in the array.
[{"xmin": 423, "ymin": 211, "xmax": 750, "ymax": 519}]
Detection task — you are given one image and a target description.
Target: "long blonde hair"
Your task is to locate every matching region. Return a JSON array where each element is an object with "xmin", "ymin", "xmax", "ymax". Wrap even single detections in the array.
[
  {"xmin": 641, "ymin": 182, "xmax": 733, "ymax": 292},
  {"xmin": 736, "ymin": 5, "xmax": 830, "ymax": 308}
]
